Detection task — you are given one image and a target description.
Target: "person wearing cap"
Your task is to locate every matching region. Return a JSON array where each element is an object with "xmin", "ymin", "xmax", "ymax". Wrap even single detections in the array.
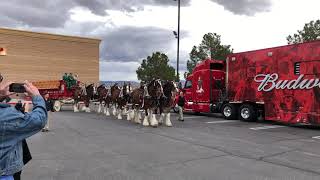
[{"xmin": 0, "ymin": 80, "xmax": 47, "ymax": 180}]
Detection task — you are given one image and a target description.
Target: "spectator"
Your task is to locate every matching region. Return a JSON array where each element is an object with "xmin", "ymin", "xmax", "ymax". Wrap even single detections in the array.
[
  {"xmin": 0, "ymin": 80, "xmax": 47, "ymax": 180},
  {"xmin": 12, "ymin": 101, "xmax": 32, "ymax": 180},
  {"xmin": 42, "ymin": 93, "xmax": 54, "ymax": 132},
  {"xmin": 177, "ymin": 91, "xmax": 185, "ymax": 121}
]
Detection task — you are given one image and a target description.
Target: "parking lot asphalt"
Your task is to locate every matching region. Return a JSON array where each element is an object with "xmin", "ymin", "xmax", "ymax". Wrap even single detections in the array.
[{"xmin": 22, "ymin": 105, "xmax": 320, "ymax": 180}]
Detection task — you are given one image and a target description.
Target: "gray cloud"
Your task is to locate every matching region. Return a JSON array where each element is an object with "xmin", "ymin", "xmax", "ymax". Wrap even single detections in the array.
[
  {"xmin": 0, "ymin": 0, "xmax": 192, "ymax": 80},
  {"xmin": 99, "ymin": 26, "xmax": 189, "ymax": 63},
  {"xmin": 210, "ymin": 0, "xmax": 272, "ymax": 15},
  {"xmin": 0, "ymin": 0, "xmax": 191, "ymax": 28},
  {"xmin": 0, "ymin": 1, "xmax": 72, "ymax": 27},
  {"xmin": 76, "ymin": 0, "xmax": 191, "ymax": 14}
]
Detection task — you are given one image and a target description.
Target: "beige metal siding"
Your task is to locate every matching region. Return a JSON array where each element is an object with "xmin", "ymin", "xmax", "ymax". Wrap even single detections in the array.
[{"xmin": 0, "ymin": 28, "xmax": 100, "ymax": 84}]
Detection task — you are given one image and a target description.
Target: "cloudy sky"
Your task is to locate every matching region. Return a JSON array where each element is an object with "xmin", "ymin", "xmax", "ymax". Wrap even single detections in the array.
[{"xmin": 0, "ymin": 0, "xmax": 319, "ymax": 81}]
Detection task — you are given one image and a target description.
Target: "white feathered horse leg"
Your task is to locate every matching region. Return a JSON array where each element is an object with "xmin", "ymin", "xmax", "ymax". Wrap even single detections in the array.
[
  {"xmin": 129, "ymin": 107, "xmax": 135, "ymax": 121},
  {"xmin": 149, "ymin": 109, "xmax": 158, "ymax": 127},
  {"xmin": 117, "ymin": 108, "xmax": 123, "ymax": 120},
  {"xmin": 105, "ymin": 106, "xmax": 110, "ymax": 116},
  {"xmin": 134, "ymin": 108, "xmax": 141, "ymax": 124},
  {"xmin": 112, "ymin": 105, "xmax": 117, "ymax": 116},
  {"xmin": 103, "ymin": 105, "xmax": 107, "ymax": 114},
  {"xmin": 85, "ymin": 105, "xmax": 91, "ymax": 113},
  {"xmin": 164, "ymin": 112, "xmax": 172, "ymax": 127},
  {"xmin": 97, "ymin": 103, "xmax": 102, "ymax": 113},
  {"xmin": 127, "ymin": 109, "xmax": 132, "ymax": 121},
  {"xmin": 159, "ymin": 113, "xmax": 165, "ymax": 125},
  {"xmin": 143, "ymin": 109, "xmax": 150, "ymax": 126},
  {"xmin": 73, "ymin": 103, "xmax": 79, "ymax": 112},
  {"xmin": 122, "ymin": 106, "xmax": 128, "ymax": 115},
  {"xmin": 81, "ymin": 104, "xmax": 86, "ymax": 112}
]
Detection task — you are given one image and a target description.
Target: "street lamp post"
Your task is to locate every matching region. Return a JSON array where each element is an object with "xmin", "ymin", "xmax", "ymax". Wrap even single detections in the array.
[{"xmin": 173, "ymin": 0, "xmax": 180, "ymax": 81}]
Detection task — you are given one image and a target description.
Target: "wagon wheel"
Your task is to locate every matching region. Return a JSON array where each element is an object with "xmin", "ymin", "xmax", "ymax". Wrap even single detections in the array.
[{"xmin": 54, "ymin": 100, "xmax": 62, "ymax": 112}]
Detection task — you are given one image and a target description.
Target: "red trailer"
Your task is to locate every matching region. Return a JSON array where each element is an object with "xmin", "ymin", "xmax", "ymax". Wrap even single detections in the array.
[
  {"xmin": 182, "ymin": 40, "xmax": 320, "ymax": 125},
  {"xmin": 32, "ymin": 80, "xmax": 80, "ymax": 111}
]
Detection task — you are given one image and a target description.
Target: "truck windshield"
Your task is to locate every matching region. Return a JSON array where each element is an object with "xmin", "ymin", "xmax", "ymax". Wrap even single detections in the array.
[
  {"xmin": 210, "ymin": 63, "xmax": 224, "ymax": 70},
  {"xmin": 185, "ymin": 80, "xmax": 192, "ymax": 88}
]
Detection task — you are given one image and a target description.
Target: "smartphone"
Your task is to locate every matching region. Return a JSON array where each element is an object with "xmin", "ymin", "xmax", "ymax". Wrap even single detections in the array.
[{"xmin": 9, "ymin": 83, "xmax": 26, "ymax": 93}]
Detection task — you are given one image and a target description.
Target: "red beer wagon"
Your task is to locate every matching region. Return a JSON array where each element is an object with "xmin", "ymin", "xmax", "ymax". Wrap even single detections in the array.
[{"xmin": 32, "ymin": 80, "xmax": 80, "ymax": 111}]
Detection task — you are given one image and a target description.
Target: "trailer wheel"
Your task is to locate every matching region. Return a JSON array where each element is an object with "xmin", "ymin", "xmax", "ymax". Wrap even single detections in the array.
[
  {"xmin": 222, "ymin": 103, "xmax": 237, "ymax": 120},
  {"xmin": 54, "ymin": 101, "xmax": 61, "ymax": 112},
  {"xmin": 239, "ymin": 104, "xmax": 257, "ymax": 122}
]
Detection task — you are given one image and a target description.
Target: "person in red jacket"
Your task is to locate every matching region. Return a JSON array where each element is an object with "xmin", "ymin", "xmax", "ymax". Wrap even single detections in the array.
[{"xmin": 177, "ymin": 92, "xmax": 185, "ymax": 121}]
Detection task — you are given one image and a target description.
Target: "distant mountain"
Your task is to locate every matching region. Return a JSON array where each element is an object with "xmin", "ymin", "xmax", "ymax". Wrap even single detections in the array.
[
  {"xmin": 100, "ymin": 81, "xmax": 140, "ymax": 87},
  {"xmin": 100, "ymin": 80, "xmax": 186, "ymax": 88}
]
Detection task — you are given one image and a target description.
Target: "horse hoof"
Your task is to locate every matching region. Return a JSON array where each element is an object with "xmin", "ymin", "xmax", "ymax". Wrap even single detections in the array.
[{"xmin": 152, "ymin": 125, "xmax": 158, "ymax": 128}]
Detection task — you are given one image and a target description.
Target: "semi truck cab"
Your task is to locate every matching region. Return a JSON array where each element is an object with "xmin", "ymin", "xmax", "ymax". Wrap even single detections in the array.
[{"xmin": 182, "ymin": 59, "xmax": 226, "ymax": 113}]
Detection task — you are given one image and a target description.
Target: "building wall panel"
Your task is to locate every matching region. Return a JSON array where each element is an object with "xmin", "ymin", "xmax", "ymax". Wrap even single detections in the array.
[{"xmin": 0, "ymin": 28, "xmax": 101, "ymax": 84}]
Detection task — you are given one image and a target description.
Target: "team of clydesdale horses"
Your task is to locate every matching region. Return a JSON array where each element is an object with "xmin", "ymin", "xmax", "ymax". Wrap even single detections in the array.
[{"xmin": 72, "ymin": 79, "xmax": 178, "ymax": 127}]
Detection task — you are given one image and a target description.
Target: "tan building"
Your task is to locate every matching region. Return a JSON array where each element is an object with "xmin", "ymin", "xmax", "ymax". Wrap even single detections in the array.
[{"xmin": 0, "ymin": 27, "xmax": 101, "ymax": 84}]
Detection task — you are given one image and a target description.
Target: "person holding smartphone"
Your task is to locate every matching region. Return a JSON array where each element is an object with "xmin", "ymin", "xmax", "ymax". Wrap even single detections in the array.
[{"xmin": 0, "ymin": 80, "xmax": 47, "ymax": 180}]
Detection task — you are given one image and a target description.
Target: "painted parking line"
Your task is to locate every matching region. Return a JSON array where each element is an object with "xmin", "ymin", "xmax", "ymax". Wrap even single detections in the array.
[
  {"xmin": 312, "ymin": 136, "xmax": 320, "ymax": 140},
  {"xmin": 302, "ymin": 152, "xmax": 320, "ymax": 158},
  {"xmin": 250, "ymin": 125, "xmax": 286, "ymax": 130},
  {"xmin": 206, "ymin": 120, "xmax": 239, "ymax": 124},
  {"xmin": 183, "ymin": 116, "xmax": 205, "ymax": 119}
]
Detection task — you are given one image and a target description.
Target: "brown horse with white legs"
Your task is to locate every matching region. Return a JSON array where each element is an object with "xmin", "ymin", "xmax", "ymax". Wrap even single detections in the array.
[
  {"xmin": 141, "ymin": 79, "xmax": 163, "ymax": 127},
  {"xmin": 159, "ymin": 81, "xmax": 179, "ymax": 126},
  {"xmin": 116, "ymin": 82, "xmax": 132, "ymax": 120},
  {"xmin": 73, "ymin": 83, "xmax": 94, "ymax": 112},
  {"xmin": 128, "ymin": 82, "xmax": 146, "ymax": 123},
  {"xmin": 110, "ymin": 83, "xmax": 121, "ymax": 116},
  {"xmin": 96, "ymin": 84, "xmax": 108, "ymax": 114}
]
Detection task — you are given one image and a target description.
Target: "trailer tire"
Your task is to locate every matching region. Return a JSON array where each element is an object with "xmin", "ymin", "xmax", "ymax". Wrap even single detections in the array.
[
  {"xmin": 222, "ymin": 103, "xmax": 237, "ymax": 120},
  {"xmin": 54, "ymin": 101, "xmax": 61, "ymax": 112},
  {"xmin": 239, "ymin": 104, "xmax": 257, "ymax": 122}
]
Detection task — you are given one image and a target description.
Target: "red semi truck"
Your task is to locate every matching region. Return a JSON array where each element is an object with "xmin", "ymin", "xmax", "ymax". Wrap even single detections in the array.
[{"xmin": 182, "ymin": 40, "xmax": 320, "ymax": 125}]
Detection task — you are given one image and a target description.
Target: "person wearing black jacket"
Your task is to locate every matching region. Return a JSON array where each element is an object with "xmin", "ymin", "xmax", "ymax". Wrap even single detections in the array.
[
  {"xmin": 42, "ymin": 93, "xmax": 54, "ymax": 132},
  {"xmin": 177, "ymin": 92, "xmax": 185, "ymax": 121}
]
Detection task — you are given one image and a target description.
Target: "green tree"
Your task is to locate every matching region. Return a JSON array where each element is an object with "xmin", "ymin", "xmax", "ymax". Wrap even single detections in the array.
[
  {"xmin": 287, "ymin": 19, "xmax": 320, "ymax": 44},
  {"xmin": 136, "ymin": 52, "xmax": 176, "ymax": 81},
  {"xmin": 185, "ymin": 33, "xmax": 233, "ymax": 78}
]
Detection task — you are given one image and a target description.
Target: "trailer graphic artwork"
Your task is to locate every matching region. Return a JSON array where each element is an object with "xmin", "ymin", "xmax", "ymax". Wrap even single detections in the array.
[
  {"xmin": 196, "ymin": 76, "xmax": 204, "ymax": 93},
  {"xmin": 254, "ymin": 73, "xmax": 320, "ymax": 91}
]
